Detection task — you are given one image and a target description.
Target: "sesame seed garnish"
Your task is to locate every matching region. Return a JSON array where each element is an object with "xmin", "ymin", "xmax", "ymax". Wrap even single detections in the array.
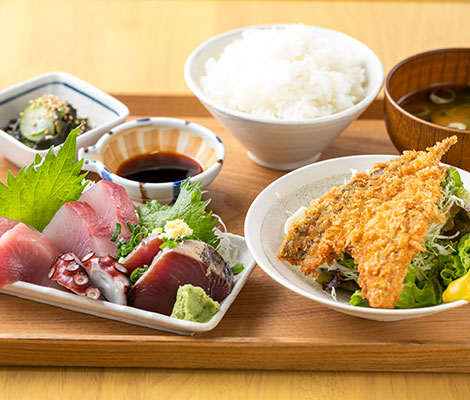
[{"xmin": 30, "ymin": 94, "xmax": 69, "ymax": 118}]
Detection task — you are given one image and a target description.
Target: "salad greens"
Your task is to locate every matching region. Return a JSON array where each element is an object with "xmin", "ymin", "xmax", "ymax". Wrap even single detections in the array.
[
  {"xmin": 318, "ymin": 167, "xmax": 470, "ymax": 308},
  {"xmin": 138, "ymin": 179, "xmax": 220, "ymax": 248},
  {"xmin": 0, "ymin": 127, "xmax": 87, "ymax": 231}
]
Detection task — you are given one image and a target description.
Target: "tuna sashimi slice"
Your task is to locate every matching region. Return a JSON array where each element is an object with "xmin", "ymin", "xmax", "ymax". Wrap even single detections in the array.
[
  {"xmin": 128, "ymin": 240, "xmax": 234, "ymax": 315},
  {"xmin": 0, "ymin": 216, "xmax": 19, "ymax": 237},
  {"xmin": 43, "ymin": 201, "xmax": 117, "ymax": 259},
  {"xmin": 121, "ymin": 234, "xmax": 164, "ymax": 277},
  {"xmin": 0, "ymin": 223, "xmax": 62, "ymax": 289},
  {"xmin": 79, "ymin": 180, "xmax": 138, "ymax": 241}
]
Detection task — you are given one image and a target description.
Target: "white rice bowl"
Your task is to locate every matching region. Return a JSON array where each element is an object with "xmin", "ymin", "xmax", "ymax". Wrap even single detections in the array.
[{"xmin": 200, "ymin": 24, "xmax": 367, "ymax": 120}]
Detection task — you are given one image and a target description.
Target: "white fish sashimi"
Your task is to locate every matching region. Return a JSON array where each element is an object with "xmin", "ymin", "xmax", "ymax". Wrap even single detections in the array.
[
  {"xmin": 43, "ymin": 201, "xmax": 117, "ymax": 259},
  {"xmin": 79, "ymin": 180, "xmax": 138, "ymax": 241}
]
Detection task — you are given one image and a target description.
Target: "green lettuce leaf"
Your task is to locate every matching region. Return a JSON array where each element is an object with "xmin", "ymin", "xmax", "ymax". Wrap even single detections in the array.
[
  {"xmin": 349, "ymin": 290, "xmax": 368, "ymax": 306},
  {"xmin": 137, "ymin": 179, "xmax": 220, "ymax": 248},
  {"xmin": 394, "ymin": 265, "xmax": 443, "ymax": 308},
  {"xmin": 443, "ymin": 167, "xmax": 470, "ymax": 208},
  {"xmin": 439, "ymin": 254, "xmax": 465, "ymax": 286},
  {"xmin": 0, "ymin": 128, "xmax": 87, "ymax": 231},
  {"xmin": 458, "ymin": 233, "xmax": 470, "ymax": 271},
  {"xmin": 337, "ymin": 253, "xmax": 356, "ymax": 269}
]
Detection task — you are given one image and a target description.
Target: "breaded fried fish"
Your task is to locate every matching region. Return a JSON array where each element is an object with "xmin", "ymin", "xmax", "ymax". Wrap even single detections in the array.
[{"xmin": 278, "ymin": 137, "xmax": 457, "ymax": 309}]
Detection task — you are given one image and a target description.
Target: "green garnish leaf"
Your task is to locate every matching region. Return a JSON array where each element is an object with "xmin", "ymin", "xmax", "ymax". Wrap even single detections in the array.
[
  {"xmin": 160, "ymin": 238, "xmax": 178, "ymax": 250},
  {"xmin": 138, "ymin": 179, "xmax": 220, "ymax": 248},
  {"xmin": 0, "ymin": 127, "xmax": 87, "ymax": 231},
  {"xmin": 232, "ymin": 263, "xmax": 244, "ymax": 275},
  {"xmin": 111, "ymin": 223, "xmax": 122, "ymax": 242},
  {"xmin": 158, "ymin": 234, "xmax": 202, "ymax": 251},
  {"xmin": 130, "ymin": 265, "xmax": 149, "ymax": 284},
  {"xmin": 116, "ymin": 223, "xmax": 149, "ymax": 259}
]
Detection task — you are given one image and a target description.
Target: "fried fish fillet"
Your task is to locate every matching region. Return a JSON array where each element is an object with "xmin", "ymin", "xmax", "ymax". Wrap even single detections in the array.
[{"xmin": 278, "ymin": 137, "xmax": 457, "ymax": 309}]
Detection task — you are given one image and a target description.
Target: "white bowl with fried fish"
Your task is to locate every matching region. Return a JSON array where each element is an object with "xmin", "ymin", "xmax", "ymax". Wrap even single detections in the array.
[{"xmin": 245, "ymin": 138, "xmax": 470, "ymax": 321}]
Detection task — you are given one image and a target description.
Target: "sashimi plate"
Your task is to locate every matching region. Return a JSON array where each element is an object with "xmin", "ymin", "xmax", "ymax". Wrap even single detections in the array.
[
  {"xmin": 244, "ymin": 155, "xmax": 469, "ymax": 321},
  {"xmin": 0, "ymin": 233, "xmax": 255, "ymax": 335}
]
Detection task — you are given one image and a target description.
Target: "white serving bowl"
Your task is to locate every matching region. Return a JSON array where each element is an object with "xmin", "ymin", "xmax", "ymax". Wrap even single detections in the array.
[
  {"xmin": 0, "ymin": 71, "xmax": 129, "ymax": 167},
  {"xmin": 244, "ymin": 155, "xmax": 469, "ymax": 321},
  {"xmin": 185, "ymin": 24, "xmax": 384, "ymax": 171},
  {"xmin": 78, "ymin": 117, "xmax": 225, "ymax": 204}
]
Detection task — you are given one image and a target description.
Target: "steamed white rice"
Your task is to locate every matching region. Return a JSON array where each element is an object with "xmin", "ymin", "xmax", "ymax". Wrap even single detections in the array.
[{"xmin": 200, "ymin": 24, "xmax": 367, "ymax": 120}]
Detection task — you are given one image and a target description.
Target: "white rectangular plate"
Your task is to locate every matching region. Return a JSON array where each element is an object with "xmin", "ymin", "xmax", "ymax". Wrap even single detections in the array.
[{"xmin": 0, "ymin": 233, "xmax": 255, "ymax": 335}]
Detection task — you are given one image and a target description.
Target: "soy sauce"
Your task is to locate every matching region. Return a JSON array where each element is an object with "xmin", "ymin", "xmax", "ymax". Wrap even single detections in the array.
[{"xmin": 116, "ymin": 151, "xmax": 203, "ymax": 183}]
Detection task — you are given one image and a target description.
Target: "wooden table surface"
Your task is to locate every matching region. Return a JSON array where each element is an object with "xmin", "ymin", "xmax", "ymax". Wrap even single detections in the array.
[{"xmin": 0, "ymin": 1, "xmax": 469, "ymax": 399}]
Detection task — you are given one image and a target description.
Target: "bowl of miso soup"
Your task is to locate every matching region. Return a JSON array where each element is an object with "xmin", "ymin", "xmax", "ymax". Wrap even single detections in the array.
[{"xmin": 385, "ymin": 48, "xmax": 470, "ymax": 170}]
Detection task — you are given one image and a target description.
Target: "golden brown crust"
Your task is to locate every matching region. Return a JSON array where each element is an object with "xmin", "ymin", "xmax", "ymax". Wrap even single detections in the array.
[{"xmin": 278, "ymin": 137, "xmax": 457, "ymax": 309}]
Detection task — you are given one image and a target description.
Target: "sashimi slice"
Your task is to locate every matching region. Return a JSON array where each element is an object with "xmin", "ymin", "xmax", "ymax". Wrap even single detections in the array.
[
  {"xmin": 43, "ymin": 201, "xmax": 117, "ymax": 259},
  {"xmin": 0, "ymin": 223, "xmax": 62, "ymax": 289},
  {"xmin": 0, "ymin": 216, "xmax": 19, "ymax": 237},
  {"xmin": 121, "ymin": 234, "xmax": 164, "ymax": 277},
  {"xmin": 79, "ymin": 180, "xmax": 138, "ymax": 240},
  {"xmin": 128, "ymin": 240, "xmax": 234, "ymax": 315}
]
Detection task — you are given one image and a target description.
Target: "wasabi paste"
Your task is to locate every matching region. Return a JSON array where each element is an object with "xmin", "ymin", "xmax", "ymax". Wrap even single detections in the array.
[{"xmin": 171, "ymin": 284, "xmax": 220, "ymax": 323}]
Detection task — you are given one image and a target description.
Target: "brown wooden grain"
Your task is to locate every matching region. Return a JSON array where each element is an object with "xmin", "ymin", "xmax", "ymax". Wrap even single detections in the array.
[
  {"xmin": 5, "ymin": 97, "xmax": 470, "ymax": 372},
  {"xmin": 114, "ymin": 94, "xmax": 385, "ymax": 120},
  {"xmin": 385, "ymin": 49, "xmax": 470, "ymax": 171}
]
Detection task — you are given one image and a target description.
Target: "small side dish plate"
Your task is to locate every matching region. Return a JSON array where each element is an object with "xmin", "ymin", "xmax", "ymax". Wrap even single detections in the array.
[
  {"xmin": 244, "ymin": 155, "xmax": 469, "ymax": 321},
  {"xmin": 0, "ymin": 71, "xmax": 129, "ymax": 167},
  {"xmin": 0, "ymin": 233, "xmax": 255, "ymax": 335}
]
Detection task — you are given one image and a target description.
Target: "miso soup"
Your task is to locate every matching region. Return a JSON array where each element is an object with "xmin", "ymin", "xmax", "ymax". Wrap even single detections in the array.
[{"xmin": 399, "ymin": 85, "xmax": 470, "ymax": 130}]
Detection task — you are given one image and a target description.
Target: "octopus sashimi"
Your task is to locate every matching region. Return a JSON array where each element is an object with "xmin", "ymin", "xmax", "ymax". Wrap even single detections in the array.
[
  {"xmin": 0, "ymin": 223, "xmax": 62, "ymax": 289},
  {"xmin": 128, "ymin": 240, "xmax": 234, "ymax": 315},
  {"xmin": 43, "ymin": 201, "xmax": 117, "ymax": 259},
  {"xmin": 79, "ymin": 180, "xmax": 138, "ymax": 241},
  {"xmin": 81, "ymin": 252, "xmax": 130, "ymax": 305},
  {"xmin": 49, "ymin": 252, "xmax": 102, "ymax": 299}
]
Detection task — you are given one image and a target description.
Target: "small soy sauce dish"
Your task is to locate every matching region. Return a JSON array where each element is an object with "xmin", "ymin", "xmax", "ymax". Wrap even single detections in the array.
[{"xmin": 78, "ymin": 117, "xmax": 225, "ymax": 204}]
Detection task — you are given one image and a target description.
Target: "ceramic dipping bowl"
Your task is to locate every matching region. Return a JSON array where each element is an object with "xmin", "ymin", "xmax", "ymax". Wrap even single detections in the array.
[{"xmin": 78, "ymin": 118, "xmax": 225, "ymax": 204}]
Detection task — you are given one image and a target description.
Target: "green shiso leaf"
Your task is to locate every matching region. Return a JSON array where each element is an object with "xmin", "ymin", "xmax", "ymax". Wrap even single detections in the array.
[
  {"xmin": 0, "ymin": 127, "xmax": 87, "ymax": 231},
  {"xmin": 137, "ymin": 179, "xmax": 220, "ymax": 248}
]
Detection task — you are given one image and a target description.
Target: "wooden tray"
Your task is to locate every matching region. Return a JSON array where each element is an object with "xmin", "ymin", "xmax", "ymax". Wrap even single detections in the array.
[{"xmin": 1, "ymin": 95, "xmax": 469, "ymax": 372}]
